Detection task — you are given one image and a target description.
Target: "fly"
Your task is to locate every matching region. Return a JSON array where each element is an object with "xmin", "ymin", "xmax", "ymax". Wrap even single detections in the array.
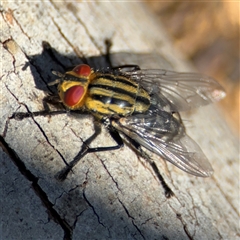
[{"xmin": 12, "ymin": 64, "xmax": 226, "ymax": 197}]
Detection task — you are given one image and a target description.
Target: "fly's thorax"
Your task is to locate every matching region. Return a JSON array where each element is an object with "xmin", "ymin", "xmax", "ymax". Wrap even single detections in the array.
[{"xmin": 85, "ymin": 73, "xmax": 151, "ymax": 117}]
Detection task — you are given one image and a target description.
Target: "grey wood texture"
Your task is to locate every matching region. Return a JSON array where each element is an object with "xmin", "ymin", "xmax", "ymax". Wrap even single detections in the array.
[{"xmin": 1, "ymin": 2, "xmax": 239, "ymax": 240}]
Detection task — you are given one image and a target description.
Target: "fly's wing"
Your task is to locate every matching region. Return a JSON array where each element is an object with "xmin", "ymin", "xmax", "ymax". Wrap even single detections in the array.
[
  {"xmin": 112, "ymin": 111, "xmax": 213, "ymax": 177},
  {"xmin": 124, "ymin": 69, "xmax": 226, "ymax": 112}
]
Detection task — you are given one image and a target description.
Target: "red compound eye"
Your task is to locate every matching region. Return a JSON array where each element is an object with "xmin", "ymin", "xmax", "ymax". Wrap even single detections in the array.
[
  {"xmin": 72, "ymin": 64, "xmax": 91, "ymax": 77},
  {"xmin": 64, "ymin": 85, "xmax": 84, "ymax": 107}
]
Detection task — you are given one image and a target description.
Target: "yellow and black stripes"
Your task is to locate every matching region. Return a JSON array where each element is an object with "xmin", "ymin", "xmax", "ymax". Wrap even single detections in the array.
[
  {"xmin": 85, "ymin": 73, "xmax": 150, "ymax": 117},
  {"xmin": 57, "ymin": 66, "xmax": 151, "ymax": 118}
]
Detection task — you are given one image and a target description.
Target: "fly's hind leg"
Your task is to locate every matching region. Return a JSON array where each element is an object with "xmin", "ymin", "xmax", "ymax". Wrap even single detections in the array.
[
  {"xmin": 56, "ymin": 123, "xmax": 124, "ymax": 181},
  {"xmin": 126, "ymin": 137, "xmax": 174, "ymax": 198},
  {"xmin": 150, "ymin": 161, "xmax": 174, "ymax": 198}
]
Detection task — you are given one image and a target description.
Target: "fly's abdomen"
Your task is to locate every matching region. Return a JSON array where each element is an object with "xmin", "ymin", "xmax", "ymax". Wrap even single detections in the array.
[{"xmin": 85, "ymin": 73, "xmax": 150, "ymax": 117}]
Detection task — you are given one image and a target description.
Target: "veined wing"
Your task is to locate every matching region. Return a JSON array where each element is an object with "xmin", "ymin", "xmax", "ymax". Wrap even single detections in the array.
[
  {"xmin": 112, "ymin": 110, "xmax": 213, "ymax": 177},
  {"xmin": 124, "ymin": 69, "xmax": 226, "ymax": 112}
]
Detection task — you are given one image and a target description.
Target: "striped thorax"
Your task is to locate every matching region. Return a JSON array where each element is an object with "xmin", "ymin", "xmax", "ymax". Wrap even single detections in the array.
[{"xmin": 53, "ymin": 64, "xmax": 151, "ymax": 119}]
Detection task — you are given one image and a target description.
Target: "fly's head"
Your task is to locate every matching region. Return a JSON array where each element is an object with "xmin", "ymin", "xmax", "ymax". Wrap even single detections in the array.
[{"xmin": 50, "ymin": 64, "xmax": 93, "ymax": 110}]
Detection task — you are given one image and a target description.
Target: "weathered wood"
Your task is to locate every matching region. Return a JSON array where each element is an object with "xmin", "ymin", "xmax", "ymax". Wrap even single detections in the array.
[{"xmin": 1, "ymin": 2, "xmax": 239, "ymax": 240}]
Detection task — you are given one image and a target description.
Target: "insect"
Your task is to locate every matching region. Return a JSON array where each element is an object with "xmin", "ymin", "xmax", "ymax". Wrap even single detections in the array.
[{"xmin": 13, "ymin": 63, "xmax": 225, "ymax": 197}]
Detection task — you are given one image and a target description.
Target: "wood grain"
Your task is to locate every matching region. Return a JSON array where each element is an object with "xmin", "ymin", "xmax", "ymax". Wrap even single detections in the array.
[{"xmin": 1, "ymin": 2, "xmax": 239, "ymax": 240}]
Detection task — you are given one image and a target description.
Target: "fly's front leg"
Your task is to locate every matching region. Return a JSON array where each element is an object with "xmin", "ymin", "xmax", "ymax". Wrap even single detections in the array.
[
  {"xmin": 56, "ymin": 123, "xmax": 124, "ymax": 181},
  {"xmin": 11, "ymin": 109, "xmax": 69, "ymax": 121},
  {"xmin": 126, "ymin": 136, "xmax": 174, "ymax": 198},
  {"xmin": 11, "ymin": 94, "xmax": 67, "ymax": 120},
  {"xmin": 42, "ymin": 94, "xmax": 65, "ymax": 112}
]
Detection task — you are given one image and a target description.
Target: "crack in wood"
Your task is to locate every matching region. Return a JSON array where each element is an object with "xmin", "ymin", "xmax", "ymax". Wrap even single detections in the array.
[
  {"xmin": 117, "ymin": 198, "xmax": 146, "ymax": 240},
  {"xmin": 98, "ymin": 156, "xmax": 121, "ymax": 192},
  {"xmin": 0, "ymin": 135, "xmax": 73, "ymax": 240},
  {"xmin": 5, "ymin": 86, "xmax": 69, "ymax": 168},
  {"xmin": 82, "ymin": 188, "xmax": 106, "ymax": 228}
]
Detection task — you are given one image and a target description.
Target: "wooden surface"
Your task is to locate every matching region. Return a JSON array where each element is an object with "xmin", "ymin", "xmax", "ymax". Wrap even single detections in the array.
[{"xmin": 1, "ymin": 2, "xmax": 239, "ymax": 240}]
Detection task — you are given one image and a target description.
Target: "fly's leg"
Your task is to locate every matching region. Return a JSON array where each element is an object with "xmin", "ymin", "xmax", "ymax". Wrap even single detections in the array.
[
  {"xmin": 104, "ymin": 39, "xmax": 141, "ymax": 72},
  {"xmin": 11, "ymin": 109, "xmax": 69, "ymax": 121},
  {"xmin": 11, "ymin": 94, "xmax": 85, "ymax": 120},
  {"xmin": 105, "ymin": 38, "xmax": 113, "ymax": 68},
  {"xmin": 42, "ymin": 94, "xmax": 65, "ymax": 112},
  {"xmin": 126, "ymin": 136, "xmax": 174, "ymax": 198},
  {"xmin": 56, "ymin": 124, "xmax": 124, "ymax": 181},
  {"xmin": 11, "ymin": 94, "xmax": 68, "ymax": 121},
  {"xmin": 150, "ymin": 161, "xmax": 174, "ymax": 198}
]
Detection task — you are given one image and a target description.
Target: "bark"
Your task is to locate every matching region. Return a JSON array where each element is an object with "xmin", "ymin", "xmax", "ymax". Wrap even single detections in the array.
[{"xmin": 1, "ymin": 2, "xmax": 239, "ymax": 240}]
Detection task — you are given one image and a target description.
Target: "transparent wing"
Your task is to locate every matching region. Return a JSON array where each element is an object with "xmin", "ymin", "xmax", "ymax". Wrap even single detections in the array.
[
  {"xmin": 124, "ymin": 69, "xmax": 226, "ymax": 111},
  {"xmin": 113, "ymin": 110, "xmax": 213, "ymax": 177}
]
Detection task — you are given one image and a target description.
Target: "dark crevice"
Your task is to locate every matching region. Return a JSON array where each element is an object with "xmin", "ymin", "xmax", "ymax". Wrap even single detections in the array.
[
  {"xmin": 5, "ymin": 85, "xmax": 69, "ymax": 167},
  {"xmin": 82, "ymin": 188, "xmax": 106, "ymax": 228},
  {"xmin": 0, "ymin": 136, "xmax": 73, "ymax": 240},
  {"xmin": 50, "ymin": 1, "xmax": 107, "ymax": 57},
  {"xmin": 98, "ymin": 157, "xmax": 121, "ymax": 192},
  {"xmin": 49, "ymin": 14, "xmax": 86, "ymax": 60},
  {"xmin": 170, "ymin": 201, "xmax": 194, "ymax": 240},
  {"xmin": 22, "ymin": 108, "xmax": 69, "ymax": 166},
  {"xmin": 118, "ymin": 198, "xmax": 134, "ymax": 220},
  {"xmin": 2, "ymin": 9, "xmax": 31, "ymax": 40},
  {"xmin": 73, "ymin": 209, "xmax": 87, "ymax": 229},
  {"xmin": 81, "ymin": 170, "xmax": 107, "ymax": 228},
  {"xmin": 176, "ymin": 212, "xmax": 193, "ymax": 240},
  {"xmin": 140, "ymin": 217, "xmax": 153, "ymax": 226},
  {"xmin": 69, "ymin": 15, "xmax": 105, "ymax": 55},
  {"xmin": 118, "ymin": 198, "xmax": 145, "ymax": 240},
  {"xmin": 2, "ymin": 109, "xmax": 16, "ymax": 138},
  {"xmin": 183, "ymin": 224, "xmax": 193, "ymax": 240},
  {"xmin": 82, "ymin": 186, "xmax": 111, "ymax": 237},
  {"xmin": 131, "ymin": 220, "xmax": 146, "ymax": 240}
]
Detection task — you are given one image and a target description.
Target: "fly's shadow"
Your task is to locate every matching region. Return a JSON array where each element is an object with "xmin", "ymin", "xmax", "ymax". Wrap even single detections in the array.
[
  {"xmin": 22, "ymin": 40, "xmax": 113, "ymax": 94},
  {"xmin": 22, "ymin": 40, "xmax": 172, "ymax": 94}
]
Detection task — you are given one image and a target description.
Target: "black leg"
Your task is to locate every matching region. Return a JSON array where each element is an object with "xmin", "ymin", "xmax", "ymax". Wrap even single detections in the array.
[
  {"xmin": 88, "ymin": 127, "xmax": 124, "ymax": 153},
  {"xmin": 103, "ymin": 39, "xmax": 141, "ymax": 72},
  {"xmin": 42, "ymin": 95, "xmax": 64, "ymax": 111},
  {"xmin": 11, "ymin": 93, "xmax": 68, "ymax": 121},
  {"xmin": 55, "ymin": 124, "xmax": 124, "ymax": 181},
  {"xmin": 150, "ymin": 161, "xmax": 174, "ymax": 198},
  {"xmin": 104, "ymin": 38, "xmax": 113, "ymax": 68},
  {"xmin": 11, "ymin": 109, "xmax": 69, "ymax": 120},
  {"xmin": 125, "ymin": 136, "xmax": 174, "ymax": 198}
]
